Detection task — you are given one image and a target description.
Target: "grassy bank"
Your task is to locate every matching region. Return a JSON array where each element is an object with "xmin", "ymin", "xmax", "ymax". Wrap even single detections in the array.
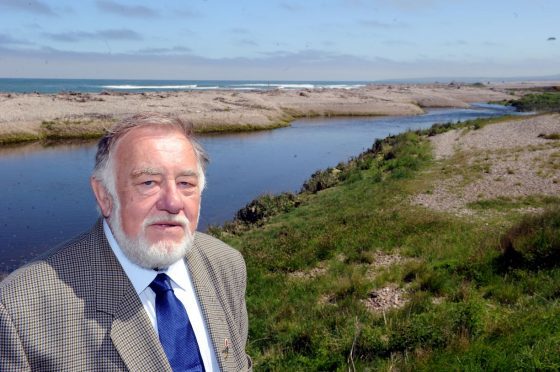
[
  {"xmin": 0, "ymin": 117, "xmax": 114, "ymax": 145},
  {"xmin": 0, "ymin": 111, "xmax": 358, "ymax": 145},
  {"xmin": 0, "ymin": 117, "xmax": 292, "ymax": 146},
  {"xmin": 505, "ymin": 91, "xmax": 560, "ymax": 112},
  {"xmin": 211, "ymin": 117, "xmax": 560, "ymax": 370},
  {"xmin": 193, "ymin": 118, "xmax": 292, "ymax": 134}
]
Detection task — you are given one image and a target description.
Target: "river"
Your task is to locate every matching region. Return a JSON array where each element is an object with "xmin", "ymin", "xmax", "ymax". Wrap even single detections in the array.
[{"xmin": 0, "ymin": 104, "xmax": 516, "ymax": 273}]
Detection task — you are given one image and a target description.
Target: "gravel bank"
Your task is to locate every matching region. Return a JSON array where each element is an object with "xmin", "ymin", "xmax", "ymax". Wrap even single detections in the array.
[{"xmin": 413, "ymin": 114, "xmax": 560, "ymax": 214}]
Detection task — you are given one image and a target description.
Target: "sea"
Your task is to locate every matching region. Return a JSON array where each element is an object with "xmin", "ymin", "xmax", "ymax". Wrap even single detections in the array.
[{"xmin": 0, "ymin": 78, "xmax": 369, "ymax": 94}]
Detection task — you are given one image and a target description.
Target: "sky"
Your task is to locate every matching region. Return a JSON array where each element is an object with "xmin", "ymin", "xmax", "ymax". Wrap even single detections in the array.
[{"xmin": 0, "ymin": 0, "xmax": 558, "ymax": 81}]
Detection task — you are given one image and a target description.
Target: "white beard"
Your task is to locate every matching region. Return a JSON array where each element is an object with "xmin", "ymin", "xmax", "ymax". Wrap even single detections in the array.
[{"xmin": 109, "ymin": 205, "xmax": 194, "ymax": 270}]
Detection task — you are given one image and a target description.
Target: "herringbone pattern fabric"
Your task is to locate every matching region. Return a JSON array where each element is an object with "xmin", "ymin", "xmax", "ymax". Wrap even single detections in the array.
[{"xmin": 0, "ymin": 219, "xmax": 251, "ymax": 371}]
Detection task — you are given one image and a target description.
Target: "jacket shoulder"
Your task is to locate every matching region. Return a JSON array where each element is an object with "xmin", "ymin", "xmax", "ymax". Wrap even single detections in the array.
[
  {"xmin": 0, "ymin": 221, "xmax": 104, "ymax": 301},
  {"xmin": 193, "ymin": 232, "xmax": 244, "ymax": 263}
]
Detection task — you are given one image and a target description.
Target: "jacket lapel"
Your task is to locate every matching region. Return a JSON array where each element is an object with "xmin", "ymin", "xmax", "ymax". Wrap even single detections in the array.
[
  {"xmin": 187, "ymin": 239, "xmax": 241, "ymax": 371},
  {"xmin": 89, "ymin": 220, "xmax": 171, "ymax": 372}
]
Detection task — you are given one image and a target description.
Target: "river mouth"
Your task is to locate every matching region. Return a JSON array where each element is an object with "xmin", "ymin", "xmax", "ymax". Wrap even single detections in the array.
[{"xmin": 0, "ymin": 104, "xmax": 518, "ymax": 274}]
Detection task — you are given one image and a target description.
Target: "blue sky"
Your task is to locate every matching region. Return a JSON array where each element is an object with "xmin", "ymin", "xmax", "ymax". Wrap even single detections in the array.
[{"xmin": 0, "ymin": 0, "xmax": 558, "ymax": 81}]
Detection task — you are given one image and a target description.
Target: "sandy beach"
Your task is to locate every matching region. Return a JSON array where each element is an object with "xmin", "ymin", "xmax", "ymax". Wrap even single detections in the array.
[{"xmin": 0, "ymin": 83, "xmax": 520, "ymax": 144}]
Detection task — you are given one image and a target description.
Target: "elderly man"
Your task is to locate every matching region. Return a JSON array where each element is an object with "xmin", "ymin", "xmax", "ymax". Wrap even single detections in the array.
[{"xmin": 0, "ymin": 113, "xmax": 251, "ymax": 371}]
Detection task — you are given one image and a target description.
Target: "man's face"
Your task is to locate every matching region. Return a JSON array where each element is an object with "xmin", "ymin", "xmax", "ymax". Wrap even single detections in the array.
[{"xmin": 112, "ymin": 126, "xmax": 202, "ymax": 250}]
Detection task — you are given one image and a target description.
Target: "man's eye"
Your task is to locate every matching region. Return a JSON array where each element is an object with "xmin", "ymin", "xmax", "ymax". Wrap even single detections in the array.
[
  {"xmin": 139, "ymin": 180, "xmax": 158, "ymax": 189},
  {"xmin": 178, "ymin": 180, "xmax": 197, "ymax": 189}
]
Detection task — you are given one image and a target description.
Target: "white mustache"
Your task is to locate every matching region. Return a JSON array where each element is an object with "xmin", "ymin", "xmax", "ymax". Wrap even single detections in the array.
[{"xmin": 143, "ymin": 214, "xmax": 189, "ymax": 229}]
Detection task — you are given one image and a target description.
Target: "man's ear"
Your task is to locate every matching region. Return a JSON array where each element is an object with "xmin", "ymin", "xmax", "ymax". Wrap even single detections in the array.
[{"xmin": 91, "ymin": 177, "xmax": 113, "ymax": 218}]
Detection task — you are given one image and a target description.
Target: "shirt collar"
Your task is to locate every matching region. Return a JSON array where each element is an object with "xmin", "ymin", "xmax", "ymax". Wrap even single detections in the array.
[{"xmin": 103, "ymin": 219, "xmax": 189, "ymax": 294}]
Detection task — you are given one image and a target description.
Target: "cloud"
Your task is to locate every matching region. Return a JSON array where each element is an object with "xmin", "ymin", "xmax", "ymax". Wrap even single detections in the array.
[
  {"xmin": 279, "ymin": 2, "xmax": 304, "ymax": 12},
  {"xmin": 45, "ymin": 29, "xmax": 142, "ymax": 42},
  {"xmin": 378, "ymin": 0, "xmax": 441, "ymax": 11},
  {"xmin": 0, "ymin": 33, "xmax": 32, "ymax": 46},
  {"xmin": 95, "ymin": 0, "xmax": 158, "ymax": 18},
  {"xmin": 44, "ymin": 32, "xmax": 91, "ymax": 42},
  {"xmin": 173, "ymin": 8, "xmax": 198, "ymax": 18},
  {"xmin": 340, "ymin": 0, "xmax": 369, "ymax": 7},
  {"xmin": 97, "ymin": 29, "xmax": 142, "ymax": 40},
  {"xmin": 383, "ymin": 39, "xmax": 415, "ymax": 46},
  {"xmin": 235, "ymin": 39, "xmax": 259, "ymax": 47},
  {"xmin": 230, "ymin": 28, "xmax": 250, "ymax": 35},
  {"xmin": 135, "ymin": 46, "xmax": 191, "ymax": 54},
  {"xmin": 2, "ymin": 45, "xmax": 559, "ymax": 81},
  {"xmin": 0, "ymin": 0, "xmax": 55, "ymax": 15},
  {"xmin": 444, "ymin": 40, "xmax": 468, "ymax": 46},
  {"xmin": 361, "ymin": 19, "xmax": 408, "ymax": 29}
]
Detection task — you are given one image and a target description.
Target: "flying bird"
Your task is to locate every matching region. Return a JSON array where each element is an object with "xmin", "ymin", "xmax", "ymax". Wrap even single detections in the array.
[{"xmin": 547, "ymin": 37, "xmax": 556, "ymax": 41}]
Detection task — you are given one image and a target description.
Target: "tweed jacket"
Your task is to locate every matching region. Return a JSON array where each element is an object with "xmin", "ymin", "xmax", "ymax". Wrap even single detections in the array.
[{"xmin": 0, "ymin": 219, "xmax": 251, "ymax": 371}]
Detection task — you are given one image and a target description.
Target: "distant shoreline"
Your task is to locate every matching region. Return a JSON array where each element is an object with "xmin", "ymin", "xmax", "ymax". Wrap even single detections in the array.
[{"xmin": 0, "ymin": 82, "xmax": 551, "ymax": 145}]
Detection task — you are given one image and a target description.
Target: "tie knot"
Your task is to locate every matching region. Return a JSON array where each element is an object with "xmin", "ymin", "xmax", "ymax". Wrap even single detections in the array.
[{"xmin": 149, "ymin": 273, "xmax": 173, "ymax": 295}]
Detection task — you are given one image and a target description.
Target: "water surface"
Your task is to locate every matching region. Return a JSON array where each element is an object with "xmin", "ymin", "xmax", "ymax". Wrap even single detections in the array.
[{"xmin": 0, "ymin": 104, "xmax": 515, "ymax": 273}]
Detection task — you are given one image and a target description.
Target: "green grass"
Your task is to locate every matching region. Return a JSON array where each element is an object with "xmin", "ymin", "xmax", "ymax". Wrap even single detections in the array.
[
  {"xmin": 210, "ymin": 120, "xmax": 560, "ymax": 370},
  {"xmin": 508, "ymin": 92, "xmax": 560, "ymax": 112},
  {"xmin": 539, "ymin": 132, "xmax": 560, "ymax": 140},
  {"xmin": 468, "ymin": 195, "xmax": 560, "ymax": 211},
  {"xmin": 0, "ymin": 118, "xmax": 292, "ymax": 146},
  {"xmin": 41, "ymin": 119, "xmax": 108, "ymax": 140},
  {"xmin": 0, "ymin": 132, "xmax": 41, "ymax": 145},
  {"xmin": 0, "ymin": 120, "xmax": 298, "ymax": 146},
  {"xmin": 425, "ymin": 115, "xmax": 521, "ymax": 136},
  {"xmin": 194, "ymin": 120, "xmax": 291, "ymax": 134}
]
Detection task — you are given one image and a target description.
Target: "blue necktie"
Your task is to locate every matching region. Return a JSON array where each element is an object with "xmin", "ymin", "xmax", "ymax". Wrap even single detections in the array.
[{"xmin": 150, "ymin": 273, "xmax": 204, "ymax": 372}]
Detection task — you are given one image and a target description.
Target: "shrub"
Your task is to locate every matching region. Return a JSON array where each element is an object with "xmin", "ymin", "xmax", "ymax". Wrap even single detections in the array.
[
  {"xmin": 508, "ymin": 92, "xmax": 560, "ymax": 112},
  {"xmin": 236, "ymin": 192, "xmax": 299, "ymax": 225},
  {"xmin": 426, "ymin": 122, "xmax": 455, "ymax": 136},
  {"xmin": 496, "ymin": 208, "xmax": 560, "ymax": 270},
  {"xmin": 301, "ymin": 168, "xmax": 340, "ymax": 193}
]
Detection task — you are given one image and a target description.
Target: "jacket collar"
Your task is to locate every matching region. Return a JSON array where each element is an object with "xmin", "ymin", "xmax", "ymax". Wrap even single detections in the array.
[
  {"xmin": 89, "ymin": 219, "xmax": 172, "ymax": 372},
  {"xmin": 187, "ymin": 233, "xmax": 243, "ymax": 371}
]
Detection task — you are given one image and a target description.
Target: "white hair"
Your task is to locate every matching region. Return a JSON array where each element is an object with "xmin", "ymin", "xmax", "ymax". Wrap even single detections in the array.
[{"xmin": 92, "ymin": 112, "xmax": 208, "ymax": 198}]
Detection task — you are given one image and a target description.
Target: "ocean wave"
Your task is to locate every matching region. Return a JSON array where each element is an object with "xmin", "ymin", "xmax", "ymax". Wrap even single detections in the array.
[
  {"xmin": 232, "ymin": 83, "xmax": 366, "ymax": 90},
  {"xmin": 323, "ymin": 84, "xmax": 367, "ymax": 89},
  {"xmin": 189, "ymin": 86, "xmax": 221, "ymax": 90},
  {"xmin": 101, "ymin": 84, "xmax": 198, "ymax": 90},
  {"xmin": 234, "ymin": 83, "xmax": 316, "ymax": 89},
  {"xmin": 98, "ymin": 83, "xmax": 367, "ymax": 91}
]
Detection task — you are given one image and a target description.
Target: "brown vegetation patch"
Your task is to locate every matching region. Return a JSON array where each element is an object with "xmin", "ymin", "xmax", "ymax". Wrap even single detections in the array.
[
  {"xmin": 362, "ymin": 252, "xmax": 412, "ymax": 312},
  {"xmin": 362, "ymin": 284, "xmax": 408, "ymax": 313},
  {"xmin": 288, "ymin": 264, "xmax": 327, "ymax": 280},
  {"xmin": 366, "ymin": 251, "xmax": 412, "ymax": 280},
  {"xmin": 371, "ymin": 251, "xmax": 406, "ymax": 267}
]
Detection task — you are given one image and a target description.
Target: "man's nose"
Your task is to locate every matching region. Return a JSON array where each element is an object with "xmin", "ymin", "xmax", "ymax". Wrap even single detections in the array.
[{"xmin": 156, "ymin": 181, "xmax": 182, "ymax": 214}]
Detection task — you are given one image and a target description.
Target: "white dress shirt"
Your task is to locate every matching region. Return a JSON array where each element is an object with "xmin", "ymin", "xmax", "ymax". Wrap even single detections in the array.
[{"xmin": 103, "ymin": 220, "xmax": 220, "ymax": 372}]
